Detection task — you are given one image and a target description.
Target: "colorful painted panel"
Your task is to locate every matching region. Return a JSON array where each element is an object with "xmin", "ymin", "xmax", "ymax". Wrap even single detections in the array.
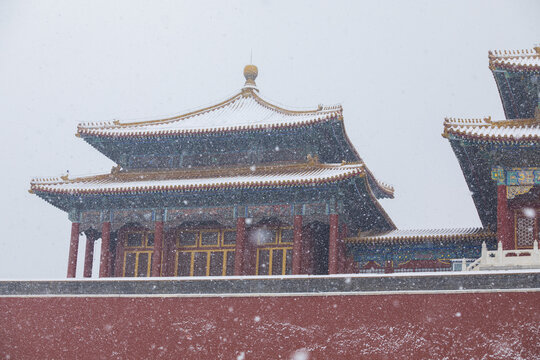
[
  {"xmin": 112, "ymin": 210, "xmax": 154, "ymax": 231},
  {"xmin": 303, "ymin": 203, "xmax": 327, "ymax": 216},
  {"xmin": 247, "ymin": 204, "xmax": 292, "ymax": 219},
  {"xmin": 167, "ymin": 207, "xmax": 234, "ymax": 225},
  {"xmin": 80, "ymin": 211, "xmax": 101, "ymax": 231},
  {"xmin": 515, "ymin": 209, "xmax": 538, "ymax": 248},
  {"xmin": 491, "ymin": 167, "xmax": 540, "ymax": 186}
]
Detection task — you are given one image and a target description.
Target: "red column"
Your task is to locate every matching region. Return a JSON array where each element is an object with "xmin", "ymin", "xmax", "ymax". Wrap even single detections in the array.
[
  {"xmin": 328, "ymin": 214, "xmax": 339, "ymax": 274},
  {"xmin": 99, "ymin": 222, "xmax": 111, "ymax": 277},
  {"xmin": 152, "ymin": 221, "xmax": 164, "ymax": 277},
  {"xmin": 164, "ymin": 232, "xmax": 176, "ymax": 276},
  {"xmin": 83, "ymin": 233, "xmax": 95, "ymax": 278},
  {"xmin": 292, "ymin": 215, "xmax": 303, "ymax": 275},
  {"xmin": 234, "ymin": 217, "xmax": 246, "ymax": 276},
  {"xmin": 67, "ymin": 222, "xmax": 80, "ymax": 278},
  {"xmin": 497, "ymin": 185, "xmax": 514, "ymax": 250},
  {"xmin": 384, "ymin": 260, "xmax": 394, "ymax": 273},
  {"xmin": 338, "ymin": 223, "xmax": 349, "ymax": 274}
]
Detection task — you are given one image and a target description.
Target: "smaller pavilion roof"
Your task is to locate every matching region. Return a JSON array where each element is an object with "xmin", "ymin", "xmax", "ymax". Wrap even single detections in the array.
[
  {"xmin": 489, "ymin": 47, "xmax": 540, "ymax": 73},
  {"xmin": 347, "ymin": 227, "xmax": 495, "ymax": 244},
  {"xmin": 442, "ymin": 117, "xmax": 540, "ymax": 142},
  {"xmin": 30, "ymin": 161, "xmax": 394, "ymax": 197}
]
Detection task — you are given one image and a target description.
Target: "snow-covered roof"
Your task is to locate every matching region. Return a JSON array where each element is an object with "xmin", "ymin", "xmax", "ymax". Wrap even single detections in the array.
[
  {"xmin": 443, "ymin": 117, "xmax": 540, "ymax": 142},
  {"xmin": 489, "ymin": 47, "xmax": 540, "ymax": 72},
  {"xmin": 76, "ymin": 89, "xmax": 343, "ymax": 138},
  {"xmin": 30, "ymin": 162, "xmax": 392, "ymax": 196},
  {"xmin": 348, "ymin": 227, "xmax": 495, "ymax": 244}
]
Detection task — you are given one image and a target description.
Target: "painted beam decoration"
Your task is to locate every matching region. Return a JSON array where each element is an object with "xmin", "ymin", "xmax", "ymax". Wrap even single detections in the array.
[{"xmin": 491, "ymin": 167, "xmax": 540, "ymax": 186}]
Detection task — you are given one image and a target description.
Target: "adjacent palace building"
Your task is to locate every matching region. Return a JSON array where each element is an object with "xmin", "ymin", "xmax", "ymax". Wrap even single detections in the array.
[{"xmin": 30, "ymin": 45, "xmax": 539, "ymax": 277}]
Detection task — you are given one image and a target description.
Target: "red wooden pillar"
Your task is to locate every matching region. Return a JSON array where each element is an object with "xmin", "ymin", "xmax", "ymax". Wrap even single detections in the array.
[
  {"xmin": 67, "ymin": 222, "xmax": 80, "ymax": 278},
  {"xmin": 292, "ymin": 214, "xmax": 303, "ymax": 275},
  {"xmin": 152, "ymin": 220, "xmax": 164, "ymax": 277},
  {"xmin": 497, "ymin": 185, "xmax": 514, "ymax": 250},
  {"xmin": 83, "ymin": 233, "xmax": 95, "ymax": 278},
  {"xmin": 234, "ymin": 217, "xmax": 247, "ymax": 276},
  {"xmin": 164, "ymin": 231, "xmax": 176, "ymax": 276},
  {"xmin": 99, "ymin": 221, "xmax": 111, "ymax": 277},
  {"xmin": 338, "ymin": 223, "xmax": 348, "ymax": 274},
  {"xmin": 384, "ymin": 260, "xmax": 394, "ymax": 273},
  {"xmin": 328, "ymin": 213, "xmax": 339, "ymax": 274}
]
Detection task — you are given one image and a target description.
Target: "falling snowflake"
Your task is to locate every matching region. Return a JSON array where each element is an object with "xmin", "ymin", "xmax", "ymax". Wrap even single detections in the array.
[
  {"xmin": 523, "ymin": 208, "xmax": 536, "ymax": 219},
  {"xmin": 290, "ymin": 348, "xmax": 309, "ymax": 360}
]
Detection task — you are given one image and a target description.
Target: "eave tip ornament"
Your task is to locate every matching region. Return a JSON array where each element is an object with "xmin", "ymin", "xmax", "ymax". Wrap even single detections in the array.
[{"xmin": 243, "ymin": 64, "xmax": 258, "ymax": 91}]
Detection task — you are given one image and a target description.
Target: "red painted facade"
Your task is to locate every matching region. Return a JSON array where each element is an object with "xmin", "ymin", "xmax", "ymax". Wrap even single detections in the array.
[
  {"xmin": 67, "ymin": 222, "xmax": 79, "ymax": 278},
  {"xmin": 99, "ymin": 221, "xmax": 111, "ymax": 277},
  {"xmin": 497, "ymin": 185, "xmax": 514, "ymax": 250},
  {"xmin": 83, "ymin": 233, "xmax": 95, "ymax": 278},
  {"xmin": 1, "ymin": 291, "xmax": 539, "ymax": 359}
]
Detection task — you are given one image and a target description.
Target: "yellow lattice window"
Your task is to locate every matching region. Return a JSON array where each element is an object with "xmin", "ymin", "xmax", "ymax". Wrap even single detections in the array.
[
  {"xmin": 177, "ymin": 229, "xmax": 236, "ymax": 248},
  {"xmin": 516, "ymin": 214, "xmax": 536, "ymax": 248},
  {"xmin": 175, "ymin": 249, "xmax": 235, "ymax": 277},
  {"xmin": 124, "ymin": 230, "xmax": 154, "ymax": 248},
  {"xmin": 250, "ymin": 226, "xmax": 293, "ymax": 246},
  {"xmin": 123, "ymin": 250, "xmax": 153, "ymax": 277},
  {"xmin": 256, "ymin": 247, "xmax": 293, "ymax": 276}
]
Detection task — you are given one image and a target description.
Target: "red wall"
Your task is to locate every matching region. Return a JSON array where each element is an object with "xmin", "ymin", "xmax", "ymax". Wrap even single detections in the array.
[{"xmin": 1, "ymin": 292, "xmax": 539, "ymax": 359}]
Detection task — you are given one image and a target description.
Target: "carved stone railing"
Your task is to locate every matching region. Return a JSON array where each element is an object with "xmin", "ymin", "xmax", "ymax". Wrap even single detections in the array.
[{"xmin": 466, "ymin": 240, "xmax": 540, "ymax": 271}]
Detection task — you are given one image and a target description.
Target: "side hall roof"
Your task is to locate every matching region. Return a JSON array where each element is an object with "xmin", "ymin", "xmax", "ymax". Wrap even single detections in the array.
[
  {"xmin": 30, "ymin": 161, "xmax": 394, "ymax": 198},
  {"xmin": 76, "ymin": 89, "xmax": 343, "ymax": 138},
  {"xmin": 347, "ymin": 227, "xmax": 495, "ymax": 244},
  {"xmin": 489, "ymin": 47, "xmax": 540, "ymax": 73},
  {"xmin": 442, "ymin": 116, "xmax": 540, "ymax": 142}
]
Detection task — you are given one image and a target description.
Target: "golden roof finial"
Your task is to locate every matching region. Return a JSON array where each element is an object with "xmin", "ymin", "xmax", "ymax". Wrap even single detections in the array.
[{"xmin": 243, "ymin": 64, "xmax": 258, "ymax": 90}]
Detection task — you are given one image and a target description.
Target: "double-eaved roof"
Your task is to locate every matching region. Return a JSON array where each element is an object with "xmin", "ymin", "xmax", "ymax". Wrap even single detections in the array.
[
  {"xmin": 31, "ymin": 64, "xmax": 396, "ymax": 234},
  {"xmin": 443, "ymin": 45, "xmax": 540, "ymax": 228}
]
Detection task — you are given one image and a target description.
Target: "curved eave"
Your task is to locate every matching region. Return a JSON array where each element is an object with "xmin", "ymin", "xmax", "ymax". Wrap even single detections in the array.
[
  {"xmin": 76, "ymin": 89, "xmax": 343, "ymax": 139},
  {"xmin": 31, "ymin": 173, "xmax": 362, "ymax": 196},
  {"xmin": 443, "ymin": 131, "xmax": 540, "ymax": 144},
  {"xmin": 359, "ymin": 177, "xmax": 396, "ymax": 230},
  {"xmin": 489, "ymin": 64, "xmax": 540, "ymax": 73},
  {"xmin": 77, "ymin": 114, "xmax": 343, "ymax": 139},
  {"xmin": 442, "ymin": 118, "xmax": 540, "ymax": 144},
  {"xmin": 339, "ymin": 117, "xmax": 394, "ymax": 199}
]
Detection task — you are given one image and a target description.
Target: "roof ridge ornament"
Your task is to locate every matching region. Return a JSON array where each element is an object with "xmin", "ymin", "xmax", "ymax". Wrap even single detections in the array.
[{"xmin": 243, "ymin": 64, "xmax": 259, "ymax": 92}]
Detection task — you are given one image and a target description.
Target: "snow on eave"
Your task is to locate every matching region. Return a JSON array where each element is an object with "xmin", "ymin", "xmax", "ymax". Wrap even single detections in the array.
[
  {"xmin": 442, "ymin": 116, "xmax": 540, "ymax": 142},
  {"xmin": 75, "ymin": 89, "xmax": 344, "ymax": 138},
  {"xmin": 29, "ymin": 162, "xmax": 368, "ymax": 196},
  {"xmin": 488, "ymin": 47, "xmax": 540, "ymax": 72},
  {"xmin": 347, "ymin": 227, "xmax": 496, "ymax": 244}
]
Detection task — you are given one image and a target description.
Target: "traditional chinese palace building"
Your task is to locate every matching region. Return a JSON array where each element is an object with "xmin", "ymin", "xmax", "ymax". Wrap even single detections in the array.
[
  {"xmin": 30, "ymin": 46, "xmax": 540, "ymax": 277},
  {"xmin": 15, "ymin": 46, "xmax": 540, "ymax": 360},
  {"xmin": 30, "ymin": 65, "xmax": 396, "ymax": 278},
  {"xmin": 346, "ymin": 45, "xmax": 539, "ymax": 272}
]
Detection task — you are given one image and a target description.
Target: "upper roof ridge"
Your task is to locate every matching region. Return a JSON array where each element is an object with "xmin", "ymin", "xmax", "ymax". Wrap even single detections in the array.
[
  {"xmin": 444, "ymin": 116, "xmax": 491, "ymax": 125},
  {"xmin": 489, "ymin": 47, "xmax": 540, "ymax": 58}
]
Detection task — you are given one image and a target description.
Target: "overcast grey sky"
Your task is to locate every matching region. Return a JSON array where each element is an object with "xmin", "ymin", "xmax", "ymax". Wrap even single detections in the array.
[{"xmin": 0, "ymin": 0, "xmax": 539, "ymax": 279}]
